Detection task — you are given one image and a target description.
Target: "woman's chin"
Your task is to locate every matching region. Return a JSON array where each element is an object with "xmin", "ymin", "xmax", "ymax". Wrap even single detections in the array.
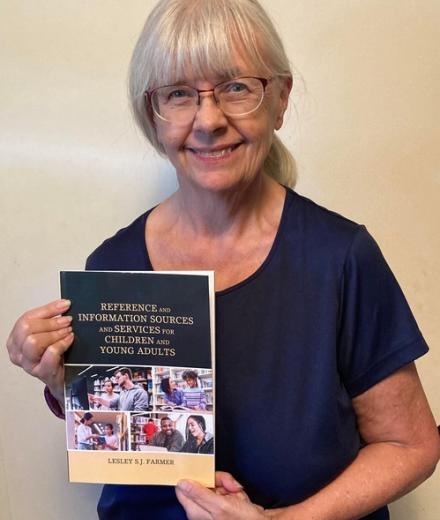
[{"xmin": 179, "ymin": 168, "xmax": 257, "ymax": 195}]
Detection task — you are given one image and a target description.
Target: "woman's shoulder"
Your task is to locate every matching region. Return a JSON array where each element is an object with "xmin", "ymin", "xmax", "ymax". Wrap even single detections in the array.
[
  {"xmin": 285, "ymin": 189, "xmax": 373, "ymax": 257},
  {"xmin": 85, "ymin": 209, "xmax": 153, "ymax": 271},
  {"xmin": 287, "ymin": 189, "xmax": 362, "ymax": 236},
  {"xmin": 201, "ymin": 433, "xmax": 214, "ymax": 453},
  {"xmin": 204, "ymin": 432, "xmax": 214, "ymax": 442}
]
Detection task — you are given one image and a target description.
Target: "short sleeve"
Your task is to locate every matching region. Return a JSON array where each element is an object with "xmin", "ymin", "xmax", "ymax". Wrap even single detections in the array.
[{"xmin": 337, "ymin": 226, "xmax": 428, "ymax": 397}]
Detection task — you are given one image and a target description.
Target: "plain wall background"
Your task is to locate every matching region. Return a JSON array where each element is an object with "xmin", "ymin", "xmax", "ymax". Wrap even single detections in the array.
[{"xmin": 0, "ymin": 1, "xmax": 438, "ymax": 518}]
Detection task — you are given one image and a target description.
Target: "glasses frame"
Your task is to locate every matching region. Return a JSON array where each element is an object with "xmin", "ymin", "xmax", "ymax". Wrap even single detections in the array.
[{"xmin": 146, "ymin": 76, "xmax": 271, "ymax": 123}]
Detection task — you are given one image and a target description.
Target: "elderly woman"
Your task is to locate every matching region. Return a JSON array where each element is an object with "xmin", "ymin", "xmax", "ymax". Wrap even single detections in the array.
[{"xmin": 6, "ymin": 0, "xmax": 439, "ymax": 519}]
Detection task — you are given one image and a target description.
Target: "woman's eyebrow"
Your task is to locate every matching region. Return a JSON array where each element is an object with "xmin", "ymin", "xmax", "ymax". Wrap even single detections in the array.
[{"xmin": 170, "ymin": 67, "xmax": 249, "ymax": 86}]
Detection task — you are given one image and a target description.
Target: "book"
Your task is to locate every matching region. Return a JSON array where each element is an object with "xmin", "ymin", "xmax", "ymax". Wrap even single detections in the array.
[{"xmin": 60, "ymin": 270, "xmax": 215, "ymax": 487}]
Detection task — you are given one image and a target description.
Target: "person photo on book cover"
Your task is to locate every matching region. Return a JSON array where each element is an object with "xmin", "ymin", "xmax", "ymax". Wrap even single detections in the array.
[
  {"xmin": 142, "ymin": 417, "xmax": 158, "ymax": 444},
  {"xmin": 100, "ymin": 423, "xmax": 119, "ymax": 451},
  {"xmin": 180, "ymin": 415, "xmax": 214, "ymax": 455},
  {"xmin": 94, "ymin": 379, "xmax": 117, "ymax": 411},
  {"xmin": 160, "ymin": 376, "xmax": 184, "ymax": 407},
  {"xmin": 150, "ymin": 416, "xmax": 184, "ymax": 452},
  {"xmin": 76, "ymin": 412, "xmax": 100, "ymax": 451},
  {"xmin": 6, "ymin": 0, "xmax": 440, "ymax": 518},
  {"xmin": 181, "ymin": 370, "xmax": 207, "ymax": 411},
  {"xmin": 90, "ymin": 368, "xmax": 150, "ymax": 412}
]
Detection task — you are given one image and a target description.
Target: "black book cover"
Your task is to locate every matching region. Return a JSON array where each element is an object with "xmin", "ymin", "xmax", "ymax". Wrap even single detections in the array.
[{"xmin": 61, "ymin": 271, "xmax": 212, "ymax": 368}]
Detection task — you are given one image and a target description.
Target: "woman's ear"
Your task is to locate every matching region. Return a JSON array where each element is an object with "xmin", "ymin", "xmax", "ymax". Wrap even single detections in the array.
[{"xmin": 274, "ymin": 75, "xmax": 293, "ymax": 130}]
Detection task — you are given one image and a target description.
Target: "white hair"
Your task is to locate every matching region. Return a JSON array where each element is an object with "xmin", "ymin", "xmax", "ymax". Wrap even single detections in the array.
[{"xmin": 128, "ymin": 0, "xmax": 296, "ymax": 187}]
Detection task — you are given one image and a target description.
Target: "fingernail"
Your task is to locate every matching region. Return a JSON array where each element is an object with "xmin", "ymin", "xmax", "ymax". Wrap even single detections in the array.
[
  {"xmin": 176, "ymin": 480, "xmax": 192, "ymax": 493},
  {"xmin": 57, "ymin": 316, "xmax": 72, "ymax": 326},
  {"xmin": 57, "ymin": 299, "xmax": 71, "ymax": 309},
  {"xmin": 233, "ymin": 480, "xmax": 244, "ymax": 489}
]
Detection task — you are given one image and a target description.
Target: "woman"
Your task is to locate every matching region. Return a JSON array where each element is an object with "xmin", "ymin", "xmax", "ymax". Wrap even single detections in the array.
[
  {"xmin": 76, "ymin": 412, "xmax": 98, "ymax": 451},
  {"xmin": 6, "ymin": 0, "xmax": 439, "ymax": 519},
  {"xmin": 180, "ymin": 415, "xmax": 214, "ymax": 455},
  {"xmin": 102, "ymin": 423, "xmax": 119, "ymax": 451},
  {"xmin": 96, "ymin": 379, "xmax": 116, "ymax": 411},
  {"xmin": 160, "ymin": 377, "xmax": 184, "ymax": 407}
]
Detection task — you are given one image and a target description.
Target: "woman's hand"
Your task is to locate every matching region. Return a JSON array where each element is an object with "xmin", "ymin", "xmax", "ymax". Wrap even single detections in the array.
[
  {"xmin": 176, "ymin": 471, "xmax": 280, "ymax": 520},
  {"xmin": 6, "ymin": 299, "xmax": 74, "ymax": 403}
]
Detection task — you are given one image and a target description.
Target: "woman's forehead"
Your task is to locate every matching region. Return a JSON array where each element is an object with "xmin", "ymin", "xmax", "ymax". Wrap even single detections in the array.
[{"xmin": 157, "ymin": 54, "xmax": 268, "ymax": 87}]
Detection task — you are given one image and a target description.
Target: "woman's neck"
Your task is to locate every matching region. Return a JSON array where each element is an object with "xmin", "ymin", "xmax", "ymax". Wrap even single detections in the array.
[
  {"xmin": 194, "ymin": 432, "xmax": 205, "ymax": 444},
  {"xmin": 168, "ymin": 173, "xmax": 283, "ymax": 238},
  {"xmin": 145, "ymin": 172, "xmax": 287, "ymax": 291}
]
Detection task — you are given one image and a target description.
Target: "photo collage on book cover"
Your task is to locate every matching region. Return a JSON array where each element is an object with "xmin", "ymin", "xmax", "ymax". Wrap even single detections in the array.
[{"xmin": 64, "ymin": 365, "xmax": 214, "ymax": 455}]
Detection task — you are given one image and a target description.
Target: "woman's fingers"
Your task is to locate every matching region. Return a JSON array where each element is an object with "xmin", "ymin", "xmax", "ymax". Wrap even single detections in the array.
[
  {"xmin": 22, "ymin": 299, "xmax": 71, "ymax": 320},
  {"xmin": 38, "ymin": 336, "xmax": 73, "ymax": 382},
  {"xmin": 26, "ymin": 315, "xmax": 73, "ymax": 336},
  {"xmin": 21, "ymin": 332, "xmax": 73, "ymax": 403},
  {"xmin": 175, "ymin": 485, "xmax": 212, "ymax": 520},
  {"xmin": 21, "ymin": 332, "xmax": 74, "ymax": 376},
  {"xmin": 215, "ymin": 471, "xmax": 244, "ymax": 493},
  {"xmin": 7, "ymin": 299, "xmax": 72, "ymax": 362},
  {"xmin": 6, "ymin": 299, "xmax": 74, "ymax": 399},
  {"xmin": 12, "ymin": 305, "xmax": 72, "ymax": 348},
  {"xmin": 176, "ymin": 480, "xmax": 266, "ymax": 520},
  {"xmin": 21, "ymin": 327, "xmax": 73, "ymax": 363}
]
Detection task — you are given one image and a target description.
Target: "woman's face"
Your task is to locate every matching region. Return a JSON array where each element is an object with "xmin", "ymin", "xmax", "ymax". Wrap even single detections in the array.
[
  {"xmin": 104, "ymin": 381, "xmax": 113, "ymax": 394},
  {"xmin": 105, "ymin": 425, "xmax": 113, "ymax": 436},
  {"xmin": 154, "ymin": 57, "xmax": 291, "ymax": 194},
  {"xmin": 187, "ymin": 418, "xmax": 204, "ymax": 438},
  {"xmin": 169, "ymin": 379, "xmax": 177, "ymax": 390}
]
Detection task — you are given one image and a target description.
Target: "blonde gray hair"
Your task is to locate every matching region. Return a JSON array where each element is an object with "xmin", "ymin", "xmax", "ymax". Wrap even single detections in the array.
[{"xmin": 129, "ymin": 0, "xmax": 296, "ymax": 187}]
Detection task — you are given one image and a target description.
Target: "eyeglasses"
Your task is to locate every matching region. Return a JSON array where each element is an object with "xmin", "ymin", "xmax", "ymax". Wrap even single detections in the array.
[{"xmin": 147, "ymin": 76, "xmax": 270, "ymax": 124}]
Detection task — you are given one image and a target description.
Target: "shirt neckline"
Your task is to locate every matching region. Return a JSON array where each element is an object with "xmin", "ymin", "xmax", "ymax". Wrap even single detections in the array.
[{"xmin": 140, "ymin": 186, "xmax": 294, "ymax": 297}]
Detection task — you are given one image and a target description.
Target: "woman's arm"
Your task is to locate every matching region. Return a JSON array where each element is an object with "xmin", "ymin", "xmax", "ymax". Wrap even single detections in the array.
[
  {"xmin": 176, "ymin": 363, "xmax": 439, "ymax": 520},
  {"xmin": 276, "ymin": 362, "xmax": 439, "ymax": 519},
  {"xmin": 91, "ymin": 395, "xmax": 111, "ymax": 408}
]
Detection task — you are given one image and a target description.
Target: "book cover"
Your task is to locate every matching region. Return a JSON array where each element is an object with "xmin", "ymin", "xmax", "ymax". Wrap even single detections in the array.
[{"xmin": 60, "ymin": 270, "xmax": 215, "ymax": 487}]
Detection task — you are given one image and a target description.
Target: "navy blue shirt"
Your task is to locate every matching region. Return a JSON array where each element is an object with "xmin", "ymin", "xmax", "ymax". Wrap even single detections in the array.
[{"xmin": 87, "ymin": 189, "xmax": 428, "ymax": 520}]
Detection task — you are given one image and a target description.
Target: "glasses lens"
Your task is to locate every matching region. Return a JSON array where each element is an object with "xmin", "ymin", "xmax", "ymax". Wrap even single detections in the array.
[
  {"xmin": 150, "ymin": 77, "xmax": 266, "ymax": 123},
  {"xmin": 152, "ymin": 86, "xmax": 197, "ymax": 123},
  {"xmin": 216, "ymin": 77, "xmax": 264, "ymax": 116}
]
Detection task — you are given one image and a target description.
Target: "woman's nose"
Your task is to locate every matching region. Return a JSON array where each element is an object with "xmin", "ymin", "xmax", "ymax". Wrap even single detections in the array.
[{"xmin": 192, "ymin": 92, "xmax": 228, "ymax": 133}]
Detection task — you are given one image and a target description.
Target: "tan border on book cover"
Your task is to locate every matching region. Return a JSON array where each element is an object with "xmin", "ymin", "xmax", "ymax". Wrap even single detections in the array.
[{"xmin": 68, "ymin": 451, "xmax": 215, "ymax": 487}]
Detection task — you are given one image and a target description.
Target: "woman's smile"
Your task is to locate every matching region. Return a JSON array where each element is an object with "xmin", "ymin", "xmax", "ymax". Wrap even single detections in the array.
[{"xmin": 185, "ymin": 142, "xmax": 242, "ymax": 162}]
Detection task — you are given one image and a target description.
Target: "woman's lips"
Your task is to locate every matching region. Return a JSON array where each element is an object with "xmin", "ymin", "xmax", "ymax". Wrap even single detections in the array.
[{"xmin": 186, "ymin": 143, "xmax": 242, "ymax": 160}]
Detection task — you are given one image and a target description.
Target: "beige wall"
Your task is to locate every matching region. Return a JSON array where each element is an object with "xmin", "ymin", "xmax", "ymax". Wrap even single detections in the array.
[{"xmin": 0, "ymin": 1, "xmax": 438, "ymax": 518}]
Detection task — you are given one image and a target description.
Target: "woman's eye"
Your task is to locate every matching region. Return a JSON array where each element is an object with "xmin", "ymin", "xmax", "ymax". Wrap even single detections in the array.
[
  {"xmin": 168, "ymin": 89, "xmax": 189, "ymax": 99},
  {"xmin": 226, "ymin": 82, "xmax": 248, "ymax": 93}
]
